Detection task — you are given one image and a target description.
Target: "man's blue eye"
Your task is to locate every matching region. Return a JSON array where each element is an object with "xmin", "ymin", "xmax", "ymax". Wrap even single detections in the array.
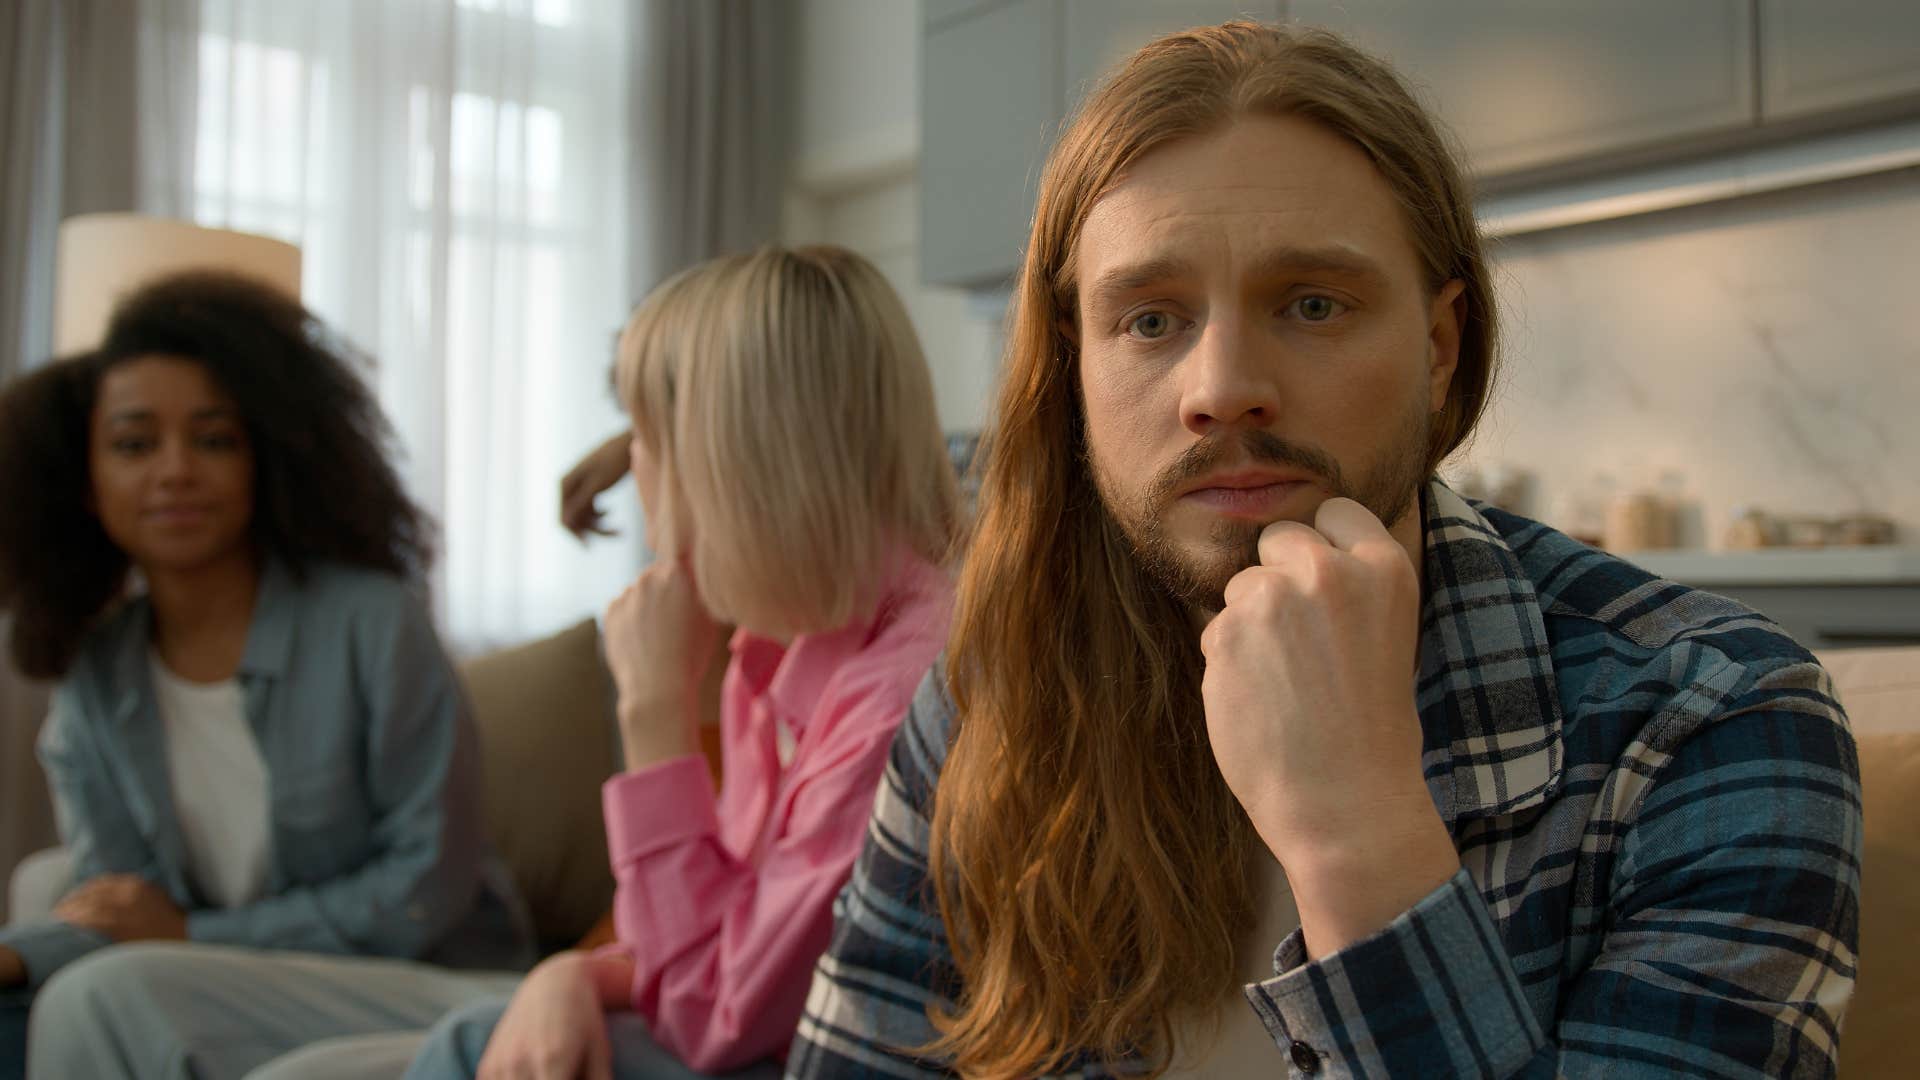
[
  {"xmin": 1295, "ymin": 296, "xmax": 1341, "ymax": 322},
  {"xmin": 1130, "ymin": 312, "xmax": 1173, "ymax": 339}
]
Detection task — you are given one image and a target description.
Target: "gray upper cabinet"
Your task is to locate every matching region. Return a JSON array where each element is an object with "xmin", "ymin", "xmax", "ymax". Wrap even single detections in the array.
[
  {"xmin": 921, "ymin": 0, "xmax": 1063, "ymax": 288},
  {"xmin": 1063, "ymin": 1, "xmax": 1283, "ymax": 114},
  {"xmin": 921, "ymin": 0, "xmax": 1281, "ymax": 288},
  {"xmin": 924, "ymin": 0, "xmax": 1005, "ymax": 30},
  {"xmin": 921, "ymin": 1, "xmax": 1920, "ymax": 288},
  {"xmin": 1760, "ymin": 0, "xmax": 1920, "ymax": 121},
  {"xmin": 1288, "ymin": 0, "xmax": 1757, "ymax": 179}
]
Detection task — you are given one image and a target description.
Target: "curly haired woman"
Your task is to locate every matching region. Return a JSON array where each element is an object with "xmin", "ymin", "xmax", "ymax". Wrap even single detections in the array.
[{"xmin": 0, "ymin": 272, "xmax": 530, "ymax": 1080}]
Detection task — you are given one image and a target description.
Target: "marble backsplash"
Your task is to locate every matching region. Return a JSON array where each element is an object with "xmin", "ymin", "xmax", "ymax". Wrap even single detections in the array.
[{"xmin": 1450, "ymin": 167, "xmax": 1920, "ymax": 550}]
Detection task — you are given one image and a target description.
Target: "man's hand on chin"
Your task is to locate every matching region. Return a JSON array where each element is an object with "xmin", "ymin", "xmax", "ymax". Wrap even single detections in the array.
[{"xmin": 1199, "ymin": 496, "xmax": 1460, "ymax": 959}]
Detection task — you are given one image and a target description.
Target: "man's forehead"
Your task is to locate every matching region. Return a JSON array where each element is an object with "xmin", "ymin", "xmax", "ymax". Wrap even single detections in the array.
[
  {"xmin": 1082, "ymin": 190, "xmax": 1355, "ymax": 253},
  {"xmin": 1100, "ymin": 115, "xmax": 1378, "ymax": 202},
  {"xmin": 1076, "ymin": 116, "xmax": 1415, "ymax": 288}
]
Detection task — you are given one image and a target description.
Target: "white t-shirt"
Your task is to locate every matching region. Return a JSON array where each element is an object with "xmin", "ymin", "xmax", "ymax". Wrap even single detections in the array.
[{"xmin": 149, "ymin": 653, "xmax": 271, "ymax": 909}]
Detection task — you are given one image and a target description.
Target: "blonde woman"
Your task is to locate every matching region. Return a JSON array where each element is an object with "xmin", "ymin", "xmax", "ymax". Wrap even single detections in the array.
[{"xmin": 391, "ymin": 245, "xmax": 960, "ymax": 1079}]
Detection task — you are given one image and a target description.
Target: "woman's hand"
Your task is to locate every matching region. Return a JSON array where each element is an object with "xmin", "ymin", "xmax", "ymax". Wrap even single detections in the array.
[
  {"xmin": 560, "ymin": 431, "xmax": 633, "ymax": 541},
  {"xmin": 52, "ymin": 874, "xmax": 188, "ymax": 942},
  {"xmin": 477, "ymin": 951, "xmax": 630, "ymax": 1080},
  {"xmin": 603, "ymin": 559, "xmax": 723, "ymax": 771}
]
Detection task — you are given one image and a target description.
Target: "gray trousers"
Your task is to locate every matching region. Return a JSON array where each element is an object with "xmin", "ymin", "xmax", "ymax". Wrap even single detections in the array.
[
  {"xmin": 397, "ymin": 996, "xmax": 783, "ymax": 1079},
  {"xmin": 25, "ymin": 942, "xmax": 519, "ymax": 1080}
]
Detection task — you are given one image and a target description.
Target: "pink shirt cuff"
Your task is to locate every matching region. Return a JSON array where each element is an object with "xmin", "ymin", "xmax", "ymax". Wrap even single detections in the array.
[{"xmin": 602, "ymin": 754, "xmax": 720, "ymax": 864}]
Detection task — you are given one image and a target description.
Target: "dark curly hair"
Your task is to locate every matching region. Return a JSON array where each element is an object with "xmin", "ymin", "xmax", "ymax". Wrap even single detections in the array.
[{"xmin": 0, "ymin": 271, "xmax": 434, "ymax": 679}]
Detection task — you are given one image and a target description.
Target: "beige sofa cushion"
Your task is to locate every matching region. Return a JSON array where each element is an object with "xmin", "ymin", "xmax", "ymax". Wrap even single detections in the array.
[
  {"xmin": 1845, "ymin": 729, "xmax": 1920, "ymax": 1078},
  {"xmin": 461, "ymin": 619, "xmax": 619, "ymax": 952},
  {"xmin": 1822, "ymin": 647, "xmax": 1919, "ymax": 1078},
  {"xmin": 1822, "ymin": 647, "xmax": 1920, "ymax": 738}
]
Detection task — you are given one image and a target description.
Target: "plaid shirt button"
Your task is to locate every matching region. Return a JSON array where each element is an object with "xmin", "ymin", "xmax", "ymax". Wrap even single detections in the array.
[{"xmin": 1289, "ymin": 1040, "xmax": 1319, "ymax": 1073}]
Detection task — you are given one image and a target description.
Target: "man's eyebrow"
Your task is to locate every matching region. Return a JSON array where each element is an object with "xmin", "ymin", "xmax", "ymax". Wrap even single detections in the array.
[
  {"xmin": 1245, "ymin": 245, "xmax": 1392, "ymax": 287},
  {"xmin": 1084, "ymin": 255, "xmax": 1198, "ymax": 310}
]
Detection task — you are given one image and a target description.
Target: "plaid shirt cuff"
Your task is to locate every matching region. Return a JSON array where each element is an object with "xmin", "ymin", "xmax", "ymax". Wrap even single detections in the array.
[{"xmin": 1246, "ymin": 868, "xmax": 1547, "ymax": 1077}]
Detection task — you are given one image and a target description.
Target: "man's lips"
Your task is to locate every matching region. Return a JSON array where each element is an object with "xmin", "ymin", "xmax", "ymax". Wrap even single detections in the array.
[{"xmin": 1177, "ymin": 471, "xmax": 1320, "ymax": 520}]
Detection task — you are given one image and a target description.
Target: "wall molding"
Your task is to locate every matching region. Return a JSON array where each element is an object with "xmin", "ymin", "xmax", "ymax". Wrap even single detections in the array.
[{"xmin": 1482, "ymin": 118, "xmax": 1920, "ymax": 237}]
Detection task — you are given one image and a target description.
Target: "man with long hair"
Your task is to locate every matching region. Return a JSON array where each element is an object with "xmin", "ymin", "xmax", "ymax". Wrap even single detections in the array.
[{"xmin": 788, "ymin": 22, "xmax": 1858, "ymax": 1080}]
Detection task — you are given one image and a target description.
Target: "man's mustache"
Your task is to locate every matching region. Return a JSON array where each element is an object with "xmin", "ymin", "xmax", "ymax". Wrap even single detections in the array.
[{"xmin": 1144, "ymin": 431, "xmax": 1346, "ymax": 508}]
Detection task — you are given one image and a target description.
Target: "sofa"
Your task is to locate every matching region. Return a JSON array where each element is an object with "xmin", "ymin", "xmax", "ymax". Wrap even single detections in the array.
[{"xmin": 7, "ymin": 630, "xmax": 1916, "ymax": 1076}]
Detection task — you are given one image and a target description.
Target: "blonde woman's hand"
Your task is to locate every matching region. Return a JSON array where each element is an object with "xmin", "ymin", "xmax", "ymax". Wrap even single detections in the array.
[
  {"xmin": 604, "ymin": 558, "xmax": 722, "ymax": 771},
  {"xmin": 560, "ymin": 431, "xmax": 633, "ymax": 541},
  {"xmin": 476, "ymin": 952, "xmax": 615, "ymax": 1080}
]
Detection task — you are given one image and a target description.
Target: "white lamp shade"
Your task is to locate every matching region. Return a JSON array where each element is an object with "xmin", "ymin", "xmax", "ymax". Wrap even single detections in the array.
[{"xmin": 54, "ymin": 213, "xmax": 303, "ymax": 354}]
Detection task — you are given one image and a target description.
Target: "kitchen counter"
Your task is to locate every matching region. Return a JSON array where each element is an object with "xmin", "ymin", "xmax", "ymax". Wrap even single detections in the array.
[
  {"xmin": 1627, "ymin": 547, "xmax": 1920, "ymax": 587},
  {"xmin": 1618, "ymin": 548, "xmax": 1920, "ymax": 648}
]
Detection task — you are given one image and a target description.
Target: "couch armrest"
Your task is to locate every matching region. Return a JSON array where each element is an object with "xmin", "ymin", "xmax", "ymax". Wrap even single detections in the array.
[{"xmin": 6, "ymin": 847, "xmax": 73, "ymax": 926}]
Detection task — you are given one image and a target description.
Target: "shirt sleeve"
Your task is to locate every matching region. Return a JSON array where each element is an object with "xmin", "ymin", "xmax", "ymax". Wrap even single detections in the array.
[
  {"xmin": 601, "ymin": 670, "xmax": 924, "ymax": 1074},
  {"xmin": 786, "ymin": 668, "xmax": 963, "ymax": 1079},
  {"xmin": 0, "ymin": 691, "xmax": 154, "ymax": 989},
  {"xmin": 1246, "ymin": 661, "xmax": 1860, "ymax": 1079},
  {"xmin": 186, "ymin": 584, "xmax": 491, "ymax": 962}
]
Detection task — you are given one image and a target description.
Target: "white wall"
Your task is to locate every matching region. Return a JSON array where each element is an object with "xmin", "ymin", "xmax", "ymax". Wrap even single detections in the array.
[
  {"xmin": 1460, "ymin": 168, "xmax": 1920, "ymax": 548},
  {"xmin": 782, "ymin": 0, "xmax": 1001, "ymax": 434}
]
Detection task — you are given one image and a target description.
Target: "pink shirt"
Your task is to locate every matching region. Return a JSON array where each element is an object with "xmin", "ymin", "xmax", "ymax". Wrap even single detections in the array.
[{"xmin": 599, "ymin": 551, "xmax": 953, "ymax": 1073}]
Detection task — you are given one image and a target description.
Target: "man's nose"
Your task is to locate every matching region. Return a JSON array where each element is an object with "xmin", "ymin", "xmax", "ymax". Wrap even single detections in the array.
[{"xmin": 1179, "ymin": 315, "xmax": 1280, "ymax": 436}]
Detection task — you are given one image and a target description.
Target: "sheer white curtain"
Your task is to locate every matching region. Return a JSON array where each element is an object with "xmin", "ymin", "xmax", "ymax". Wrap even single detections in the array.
[{"xmin": 187, "ymin": 0, "xmax": 639, "ymax": 650}]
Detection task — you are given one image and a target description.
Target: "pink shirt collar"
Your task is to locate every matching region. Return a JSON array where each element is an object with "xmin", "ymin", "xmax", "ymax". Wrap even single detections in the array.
[{"xmin": 725, "ymin": 546, "xmax": 949, "ymax": 742}]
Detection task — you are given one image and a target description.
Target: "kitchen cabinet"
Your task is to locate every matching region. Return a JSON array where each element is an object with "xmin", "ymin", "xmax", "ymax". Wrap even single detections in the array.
[
  {"xmin": 920, "ymin": 0, "xmax": 1920, "ymax": 288},
  {"xmin": 922, "ymin": 0, "xmax": 1277, "ymax": 288},
  {"xmin": 1287, "ymin": 0, "xmax": 1756, "ymax": 178},
  {"xmin": 925, "ymin": 0, "xmax": 1005, "ymax": 30},
  {"xmin": 1759, "ymin": 0, "xmax": 1920, "ymax": 121},
  {"xmin": 921, "ymin": 0, "xmax": 1062, "ymax": 287}
]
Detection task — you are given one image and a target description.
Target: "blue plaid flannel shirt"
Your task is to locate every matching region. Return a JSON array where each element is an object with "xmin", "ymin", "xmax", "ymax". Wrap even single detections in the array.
[{"xmin": 787, "ymin": 483, "xmax": 1861, "ymax": 1078}]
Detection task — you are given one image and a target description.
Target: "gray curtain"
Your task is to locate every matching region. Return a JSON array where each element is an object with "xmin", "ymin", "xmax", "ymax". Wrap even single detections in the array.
[
  {"xmin": 626, "ymin": 0, "xmax": 790, "ymax": 295},
  {"xmin": 1, "ymin": 0, "xmax": 64, "ymax": 383},
  {"xmin": 0, "ymin": 0, "xmax": 197, "ymax": 919},
  {"xmin": 0, "ymin": 0, "xmax": 67, "ymax": 926}
]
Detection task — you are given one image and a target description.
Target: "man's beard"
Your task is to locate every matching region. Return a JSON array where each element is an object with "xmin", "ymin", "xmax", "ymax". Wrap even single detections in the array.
[{"xmin": 1092, "ymin": 401, "xmax": 1432, "ymax": 613}]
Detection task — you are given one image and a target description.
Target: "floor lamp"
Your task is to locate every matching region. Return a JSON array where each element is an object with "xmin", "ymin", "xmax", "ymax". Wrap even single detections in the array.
[{"xmin": 53, "ymin": 213, "xmax": 303, "ymax": 352}]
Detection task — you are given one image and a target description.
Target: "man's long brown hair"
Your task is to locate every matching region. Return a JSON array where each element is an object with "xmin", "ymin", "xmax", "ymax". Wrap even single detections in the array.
[{"xmin": 926, "ymin": 23, "xmax": 1498, "ymax": 1077}]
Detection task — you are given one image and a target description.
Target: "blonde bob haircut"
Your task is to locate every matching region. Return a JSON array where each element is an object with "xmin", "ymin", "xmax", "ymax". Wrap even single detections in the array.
[{"xmin": 614, "ymin": 245, "xmax": 960, "ymax": 639}]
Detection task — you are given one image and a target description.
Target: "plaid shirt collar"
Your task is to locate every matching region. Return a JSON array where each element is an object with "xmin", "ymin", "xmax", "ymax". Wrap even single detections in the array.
[{"xmin": 1415, "ymin": 480, "xmax": 1567, "ymax": 827}]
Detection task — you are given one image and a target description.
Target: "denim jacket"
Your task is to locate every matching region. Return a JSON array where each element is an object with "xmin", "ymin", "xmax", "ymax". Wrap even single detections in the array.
[{"xmin": 0, "ymin": 560, "xmax": 532, "ymax": 989}]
